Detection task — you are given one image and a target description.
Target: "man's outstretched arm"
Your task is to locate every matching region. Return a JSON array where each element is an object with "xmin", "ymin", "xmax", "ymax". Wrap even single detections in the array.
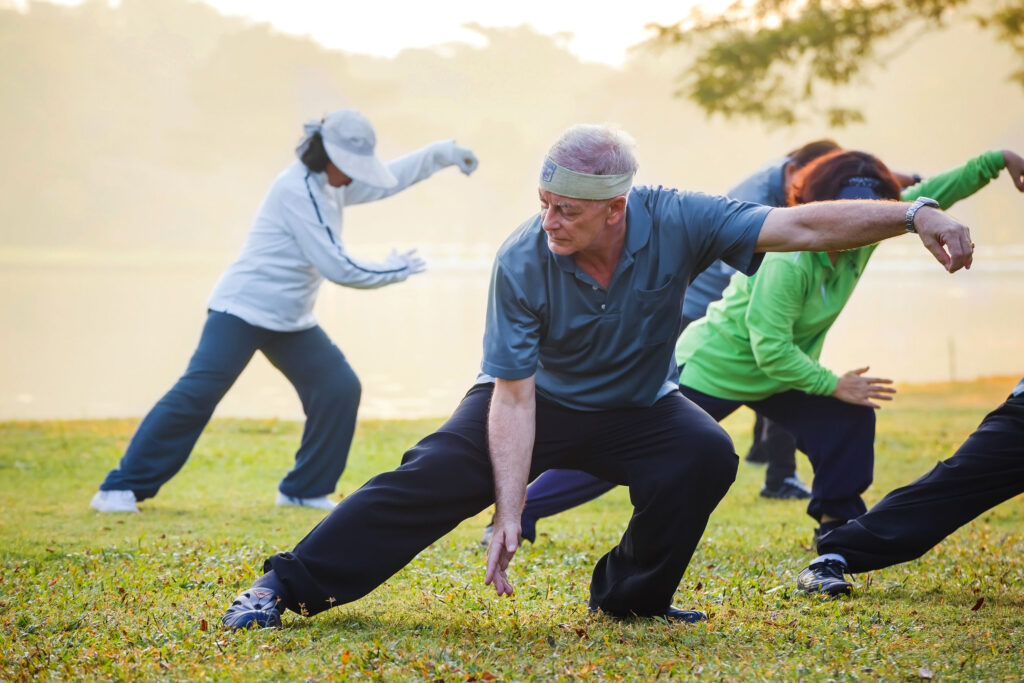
[
  {"xmin": 484, "ymin": 375, "xmax": 536, "ymax": 596},
  {"xmin": 756, "ymin": 200, "xmax": 974, "ymax": 272}
]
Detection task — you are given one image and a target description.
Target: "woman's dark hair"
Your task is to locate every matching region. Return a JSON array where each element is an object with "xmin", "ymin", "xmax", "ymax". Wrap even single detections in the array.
[
  {"xmin": 299, "ymin": 131, "xmax": 330, "ymax": 173},
  {"xmin": 786, "ymin": 139, "xmax": 841, "ymax": 171},
  {"xmin": 788, "ymin": 150, "xmax": 902, "ymax": 206}
]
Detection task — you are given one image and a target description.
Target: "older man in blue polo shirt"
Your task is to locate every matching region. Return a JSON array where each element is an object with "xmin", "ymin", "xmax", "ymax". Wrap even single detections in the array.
[{"xmin": 221, "ymin": 124, "xmax": 975, "ymax": 629}]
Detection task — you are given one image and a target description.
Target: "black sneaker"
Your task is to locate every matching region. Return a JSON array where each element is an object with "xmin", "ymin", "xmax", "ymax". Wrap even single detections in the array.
[
  {"xmin": 222, "ymin": 573, "xmax": 288, "ymax": 630},
  {"xmin": 760, "ymin": 476, "xmax": 811, "ymax": 500},
  {"xmin": 590, "ymin": 604, "xmax": 708, "ymax": 623},
  {"xmin": 796, "ymin": 559, "xmax": 852, "ymax": 596}
]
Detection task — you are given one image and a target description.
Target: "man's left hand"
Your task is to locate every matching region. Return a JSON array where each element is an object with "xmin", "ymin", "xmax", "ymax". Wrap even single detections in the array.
[
  {"xmin": 914, "ymin": 207, "xmax": 974, "ymax": 273},
  {"xmin": 484, "ymin": 518, "xmax": 520, "ymax": 596}
]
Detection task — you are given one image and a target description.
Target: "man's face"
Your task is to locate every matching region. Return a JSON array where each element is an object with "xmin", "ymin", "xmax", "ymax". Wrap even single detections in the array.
[{"xmin": 538, "ymin": 189, "xmax": 614, "ymax": 256}]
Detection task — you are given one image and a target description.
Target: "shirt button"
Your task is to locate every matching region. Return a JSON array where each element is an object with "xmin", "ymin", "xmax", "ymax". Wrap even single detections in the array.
[
  {"xmin": 601, "ymin": 304, "xmax": 606, "ymax": 310},
  {"xmin": 592, "ymin": 285, "xmax": 598, "ymax": 291}
]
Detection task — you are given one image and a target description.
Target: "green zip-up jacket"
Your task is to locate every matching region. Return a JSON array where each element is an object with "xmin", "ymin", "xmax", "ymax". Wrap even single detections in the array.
[{"xmin": 676, "ymin": 149, "xmax": 1007, "ymax": 401}]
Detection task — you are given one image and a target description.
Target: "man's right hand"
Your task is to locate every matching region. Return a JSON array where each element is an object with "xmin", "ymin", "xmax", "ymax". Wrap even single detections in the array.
[
  {"xmin": 831, "ymin": 366, "xmax": 896, "ymax": 409},
  {"xmin": 484, "ymin": 516, "xmax": 521, "ymax": 596},
  {"xmin": 913, "ymin": 206, "xmax": 974, "ymax": 273}
]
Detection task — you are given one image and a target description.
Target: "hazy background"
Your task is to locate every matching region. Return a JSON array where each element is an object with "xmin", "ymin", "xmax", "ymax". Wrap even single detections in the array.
[{"xmin": 2, "ymin": 0, "xmax": 1022, "ymax": 421}]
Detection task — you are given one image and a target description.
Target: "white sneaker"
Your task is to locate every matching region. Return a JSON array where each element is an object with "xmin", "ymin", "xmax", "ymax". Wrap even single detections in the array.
[
  {"xmin": 90, "ymin": 489, "xmax": 139, "ymax": 513},
  {"xmin": 275, "ymin": 492, "xmax": 335, "ymax": 510}
]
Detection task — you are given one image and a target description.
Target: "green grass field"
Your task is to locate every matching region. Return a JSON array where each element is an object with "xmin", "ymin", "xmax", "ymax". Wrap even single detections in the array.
[{"xmin": 2, "ymin": 378, "xmax": 1022, "ymax": 681}]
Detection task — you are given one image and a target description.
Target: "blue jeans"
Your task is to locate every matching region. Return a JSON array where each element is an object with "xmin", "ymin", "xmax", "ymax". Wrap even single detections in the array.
[{"xmin": 99, "ymin": 311, "xmax": 361, "ymax": 500}]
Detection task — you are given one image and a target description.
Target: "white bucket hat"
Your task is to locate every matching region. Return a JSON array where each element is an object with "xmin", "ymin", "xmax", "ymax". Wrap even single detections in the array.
[{"xmin": 298, "ymin": 109, "xmax": 398, "ymax": 188}]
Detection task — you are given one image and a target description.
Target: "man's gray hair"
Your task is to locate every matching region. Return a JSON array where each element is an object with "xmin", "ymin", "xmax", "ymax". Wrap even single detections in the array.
[{"xmin": 548, "ymin": 124, "xmax": 639, "ymax": 177}]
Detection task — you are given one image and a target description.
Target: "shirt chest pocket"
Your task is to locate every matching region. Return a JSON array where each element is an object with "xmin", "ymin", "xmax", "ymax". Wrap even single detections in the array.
[{"xmin": 633, "ymin": 276, "xmax": 682, "ymax": 347}]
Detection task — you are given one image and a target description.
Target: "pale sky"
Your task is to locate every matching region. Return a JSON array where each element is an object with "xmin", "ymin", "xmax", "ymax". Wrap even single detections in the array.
[{"xmin": 13, "ymin": 0, "xmax": 721, "ymax": 65}]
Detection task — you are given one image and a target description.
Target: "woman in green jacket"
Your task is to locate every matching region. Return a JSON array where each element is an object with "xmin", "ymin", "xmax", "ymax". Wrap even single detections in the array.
[{"xmin": 676, "ymin": 148, "xmax": 1024, "ymax": 538}]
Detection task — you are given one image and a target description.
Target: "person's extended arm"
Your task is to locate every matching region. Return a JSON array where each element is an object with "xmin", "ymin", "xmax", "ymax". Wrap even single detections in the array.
[
  {"xmin": 747, "ymin": 257, "xmax": 895, "ymax": 407},
  {"xmin": 484, "ymin": 376, "xmax": 536, "ymax": 597},
  {"xmin": 344, "ymin": 140, "xmax": 478, "ymax": 205},
  {"xmin": 745, "ymin": 258, "xmax": 839, "ymax": 395},
  {"xmin": 756, "ymin": 200, "xmax": 973, "ymax": 272},
  {"xmin": 284, "ymin": 179, "xmax": 425, "ymax": 288},
  {"xmin": 902, "ymin": 149, "xmax": 1024, "ymax": 208}
]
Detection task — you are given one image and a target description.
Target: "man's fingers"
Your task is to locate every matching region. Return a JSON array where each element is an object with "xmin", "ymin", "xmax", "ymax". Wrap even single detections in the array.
[
  {"xmin": 484, "ymin": 527, "xmax": 517, "ymax": 596},
  {"xmin": 941, "ymin": 223, "xmax": 974, "ymax": 273},
  {"xmin": 484, "ymin": 544, "xmax": 499, "ymax": 586},
  {"xmin": 916, "ymin": 227, "xmax": 951, "ymax": 271}
]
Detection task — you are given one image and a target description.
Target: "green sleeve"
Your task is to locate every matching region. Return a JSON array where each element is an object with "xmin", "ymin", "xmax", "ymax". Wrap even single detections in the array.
[
  {"xmin": 901, "ymin": 150, "xmax": 1005, "ymax": 209},
  {"xmin": 744, "ymin": 256, "xmax": 839, "ymax": 395}
]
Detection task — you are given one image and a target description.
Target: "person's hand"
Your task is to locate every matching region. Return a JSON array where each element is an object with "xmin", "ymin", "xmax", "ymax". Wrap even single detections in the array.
[
  {"xmin": 912, "ymin": 206, "xmax": 974, "ymax": 273},
  {"xmin": 483, "ymin": 515, "xmax": 520, "ymax": 596},
  {"xmin": 388, "ymin": 248, "xmax": 426, "ymax": 276},
  {"xmin": 452, "ymin": 144, "xmax": 479, "ymax": 175},
  {"xmin": 1003, "ymin": 150, "xmax": 1024, "ymax": 192},
  {"xmin": 831, "ymin": 366, "xmax": 896, "ymax": 409}
]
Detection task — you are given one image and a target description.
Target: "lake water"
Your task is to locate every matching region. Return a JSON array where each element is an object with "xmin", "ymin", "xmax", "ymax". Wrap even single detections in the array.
[{"xmin": 1, "ymin": 242, "xmax": 1021, "ymax": 421}]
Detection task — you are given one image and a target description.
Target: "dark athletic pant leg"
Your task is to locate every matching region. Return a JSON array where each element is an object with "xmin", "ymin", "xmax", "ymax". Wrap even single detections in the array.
[
  {"xmin": 585, "ymin": 392, "xmax": 738, "ymax": 616},
  {"xmin": 746, "ymin": 415, "xmax": 800, "ymax": 489},
  {"xmin": 679, "ymin": 385, "xmax": 875, "ymax": 522},
  {"xmin": 819, "ymin": 393, "xmax": 1024, "ymax": 573},
  {"xmin": 760, "ymin": 417, "xmax": 799, "ymax": 490},
  {"xmin": 746, "ymin": 390, "xmax": 875, "ymax": 521},
  {"xmin": 265, "ymin": 385, "xmax": 496, "ymax": 615},
  {"xmin": 265, "ymin": 387, "xmax": 737, "ymax": 618},
  {"xmin": 100, "ymin": 311, "xmax": 262, "ymax": 500},
  {"xmin": 262, "ymin": 325, "xmax": 361, "ymax": 498},
  {"xmin": 265, "ymin": 385, "xmax": 588, "ymax": 616},
  {"xmin": 520, "ymin": 470, "xmax": 616, "ymax": 526}
]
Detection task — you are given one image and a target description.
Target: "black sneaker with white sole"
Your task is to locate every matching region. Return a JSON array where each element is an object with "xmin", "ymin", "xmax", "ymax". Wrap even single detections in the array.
[
  {"xmin": 589, "ymin": 604, "xmax": 708, "ymax": 623},
  {"xmin": 796, "ymin": 559, "xmax": 852, "ymax": 596},
  {"xmin": 222, "ymin": 572, "xmax": 288, "ymax": 629}
]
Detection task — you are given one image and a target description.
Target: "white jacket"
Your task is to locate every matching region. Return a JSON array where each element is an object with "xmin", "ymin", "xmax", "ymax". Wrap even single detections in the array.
[{"xmin": 208, "ymin": 140, "xmax": 459, "ymax": 331}]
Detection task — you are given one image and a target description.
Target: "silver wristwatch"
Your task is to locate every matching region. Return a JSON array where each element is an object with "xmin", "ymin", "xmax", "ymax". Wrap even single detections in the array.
[{"xmin": 905, "ymin": 196, "xmax": 939, "ymax": 233}]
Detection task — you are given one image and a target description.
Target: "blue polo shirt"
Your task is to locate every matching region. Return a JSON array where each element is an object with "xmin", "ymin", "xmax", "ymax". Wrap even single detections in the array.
[{"xmin": 479, "ymin": 185, "xmax": 771, "ymax": 411}]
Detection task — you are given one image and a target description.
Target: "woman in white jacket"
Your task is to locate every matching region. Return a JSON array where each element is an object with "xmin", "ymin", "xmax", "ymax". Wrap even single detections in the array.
[{"xmin": 91, "ymin": 109, "xmax": 478, "ymax": 513}]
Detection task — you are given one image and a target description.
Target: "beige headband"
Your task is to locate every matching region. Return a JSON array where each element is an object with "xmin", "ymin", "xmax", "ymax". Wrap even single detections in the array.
[{"xmin": 539, "ymin": 157, "xmax": 634, "ymax": 200}]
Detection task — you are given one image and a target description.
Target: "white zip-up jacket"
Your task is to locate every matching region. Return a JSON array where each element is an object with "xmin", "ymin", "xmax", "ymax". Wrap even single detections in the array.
[{"xmin": 208, "ymin": 140, "xmax": 460, "ymax": 331}]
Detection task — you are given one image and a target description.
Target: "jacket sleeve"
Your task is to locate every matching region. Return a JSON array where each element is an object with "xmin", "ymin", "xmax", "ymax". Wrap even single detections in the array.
[
  {"xmin": 901, "ymin": 150, "xmax": 1006, "ymax": 209},
  {"xmin": 745, "ymin": 256, "xmax": 840, "ymax": 395},
  {"xmin": 343, "ymin": 140, "xmax": 459, "ymax": 205},
  {"xmin": 282, "ymin": 176, "xmax": 413, "ymax": 289}
]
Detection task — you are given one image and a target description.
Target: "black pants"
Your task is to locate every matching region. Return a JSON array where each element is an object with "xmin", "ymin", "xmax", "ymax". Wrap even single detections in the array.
[
  {"xmin": 819, "ymin": 392, "xmax": 1024, "ymax": 573},
  {"xmin": 265, "ymin": 385, "xmax": 738, "ymax": 617},
  {"xmin": 680, "ymin": 385, "xmax": 876, "ymax": 521},
  {"xmin": 747, "ymin": 414, "xmax": 799, "ymax": 489}
]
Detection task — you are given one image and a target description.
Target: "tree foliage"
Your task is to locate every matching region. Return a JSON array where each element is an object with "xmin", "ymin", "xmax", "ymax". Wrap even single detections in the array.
[{"xmin": 646, "ymin": 0, "xmax": 1024, "ymax": 126}]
